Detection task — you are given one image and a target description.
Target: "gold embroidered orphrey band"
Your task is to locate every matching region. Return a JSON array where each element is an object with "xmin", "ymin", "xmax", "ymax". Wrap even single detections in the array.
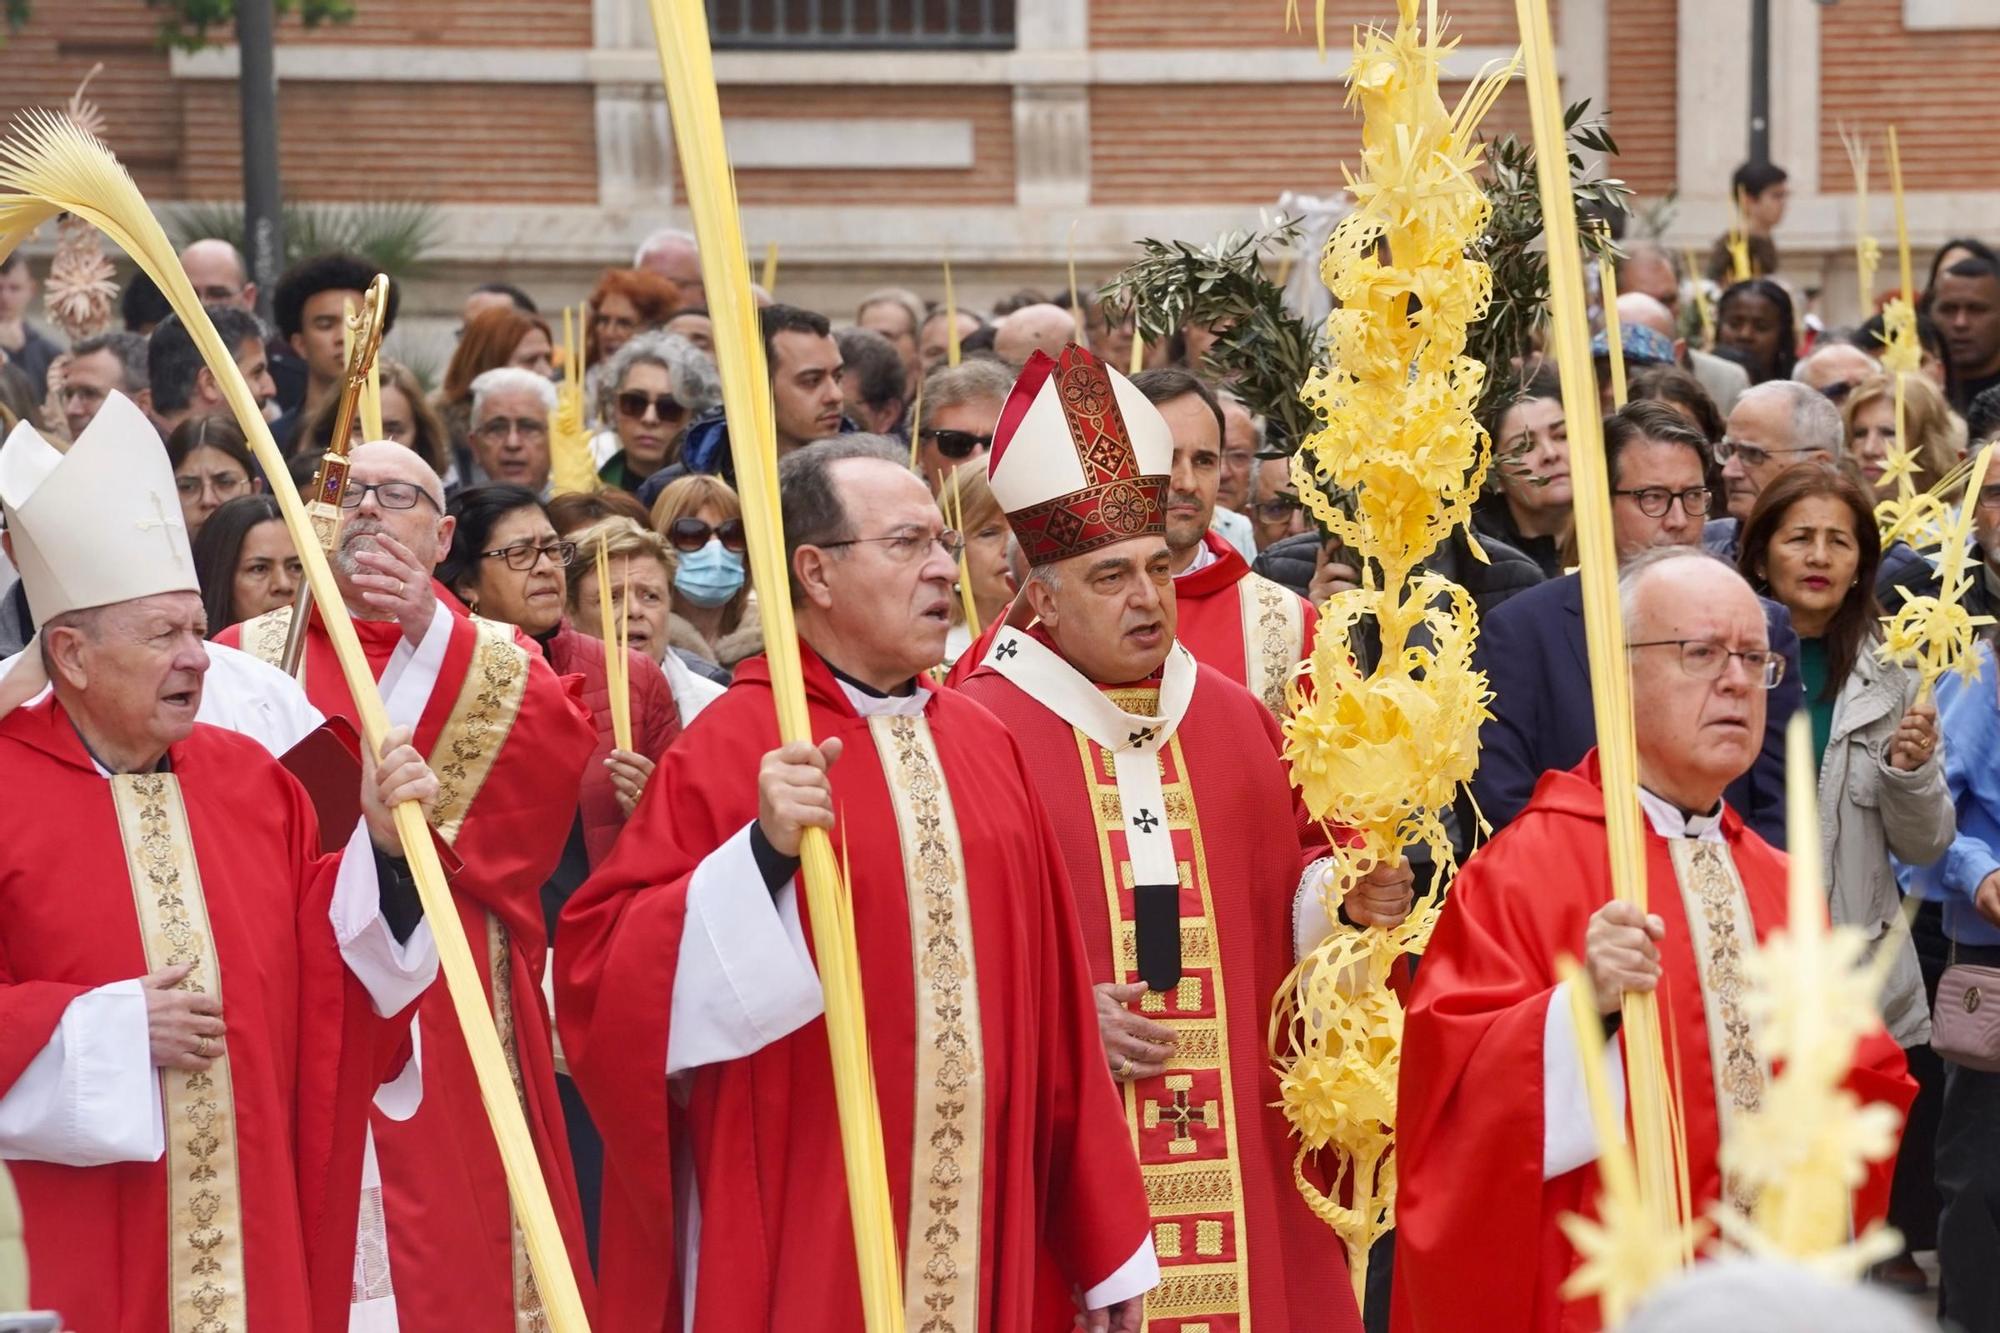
[
  {"xmin": 1667, "ymin": 838, "xmax": 1771, "ymax": 1217},
  {"xmin": 112, "ymin": 773, "xmax": 249, "ymax": 1333},
  {"xmin": 1081, "ymin": 699, "xmax": 1253, "ymax": 1330},
  {"xmin": 870, "ymin": 715, "xmax": 987, "ymax": 1333},
  {"xmin": 1237, "ymin": 575, "xmax": 1302, "ymax": 715}
]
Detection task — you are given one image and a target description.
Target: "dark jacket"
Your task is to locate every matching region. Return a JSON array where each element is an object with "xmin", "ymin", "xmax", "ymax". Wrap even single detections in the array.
[
  {"xmin": 1470, "ymin": 571, "xmax": 1803, "ymax": 847},
  {"xmin": 0, "ymin": 578, "xmax": 31, "ymax": 660},
  {"xmin": 1252, "ymin": 527, "xmax": 1546, "ymax": 621},
  {"xmin": 637, "ymin": 410, "xmax": 864, "ymax": 510},
  {"xmin": 1883, "ymin": 540, "xmax": 2000, "ymax": 636},
  {"xmin": 1470, "ymin": 492, "xmax": 1563, "ymax": 581},
  {"xmin": 1701, "ymin": 516, "xmax": 1741, "ymax": 563}
]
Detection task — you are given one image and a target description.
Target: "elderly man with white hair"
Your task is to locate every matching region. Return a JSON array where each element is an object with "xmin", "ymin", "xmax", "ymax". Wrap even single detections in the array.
[
  {"xmin": 1395, "ymin": 548, "xmax": 1914, "ymax": 1333},
  {"xmin": 634, "ymin": 226, "xmax": 703, "ymax": 306},
  {"xmin": 466, "ymin": 365, "xmax": 556, "ymax": 498},
  {"xmin": 1704, "ymin": 378, "xmax": 1845, "ymax": 560},
  {"xmin": 1790, "ymin": 340, "xmax": 1880, "ymax": 401},
  {"xmin": 218, "ymin": 439, "xmax": 597, "ymax": 1330},
  {"xmin": 0, "ymin": 392, "xmax": 441, "ymax": 1329}
]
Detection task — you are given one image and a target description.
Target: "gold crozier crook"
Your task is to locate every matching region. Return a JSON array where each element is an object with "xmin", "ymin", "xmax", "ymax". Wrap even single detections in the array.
[{"xmin": 280, "ymin": 273, "xmax": 389, "ymax": 678}]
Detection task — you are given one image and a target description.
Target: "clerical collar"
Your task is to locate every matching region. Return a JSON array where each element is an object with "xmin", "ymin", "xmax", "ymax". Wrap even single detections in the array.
[
  {"xmin": 1176, "ymin": 539, "xmax": 1220, "ymax": 579},
  {"xmin": 826, "ymin": 661, "xmax": 928, "ymax": 718},
  {"xmin": 1637, "ymin": 786, "xmax": 1724, "ymax": 843}
]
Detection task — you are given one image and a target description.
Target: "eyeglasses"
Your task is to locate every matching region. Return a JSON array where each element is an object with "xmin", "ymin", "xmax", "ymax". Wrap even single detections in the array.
[
  {"xmin": 1253, "ymin": 494, "xmax": 1303, "ymax": 523},
  {"xmin": 340, "ymin": 480, "xmax": 441, "ymax": 511},
  {"xmin": 480, "ymin": 540, "xmax": 577, "ymax": 571},
  {"xmin": 819, "ymin": 529, "xmax": 965, "ymax": 563},
  {"xmin": 1628, "ymin": 638, "xmax": 1787, "ymax": 690},
  {"xmin": 1715, "ymin": 439, "xmax": 1821, "ymax": 469},
  {"xmin": 1978, "ymin": 484, "xmax": 2000, "ymax": 512},
  {"xmin": 617, "ymin": 390, "xmax": 689, "ymax": 426},
  {"xmin": 194, "ymin": 285, "xmax": 243, "ymax": 305},
  {"xmin": 919, "ymin": 428, "xmax": 992, "ymax": 461},
  {"xmin": 667, "ymin": 516, "xmax": 748, "ymax": 553},
  {"xmin": 175, "ymin": 471, "xmax": 250, "ymax": 500},
  {"xmin": 1611, "ymin": 486, "xmax": 1713, "ymax": 518},
  {"xmin": 474, "ymin": 415, "xmax": 549, "ymax": 443}
]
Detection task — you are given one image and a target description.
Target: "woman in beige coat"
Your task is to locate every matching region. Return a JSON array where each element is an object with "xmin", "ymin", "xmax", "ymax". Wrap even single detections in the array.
[
  {"xmin": 1740, "ymin": 464, "xmax": 1954, "ymax": 1291},
  {"xmin": 1740, "ymin": 465, "xmax": 1953, "ymax": 1044}
]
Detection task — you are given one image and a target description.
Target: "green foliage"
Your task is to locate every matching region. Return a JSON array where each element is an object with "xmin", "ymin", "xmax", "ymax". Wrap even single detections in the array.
[
  {"xmin": 167, "ymin": 199, "xmax": 442, "ymax": 282},
  {"xmin": 1468, "ymin": 99, "xmax": 1631, "ymax": 427},
  {"xmin": 3, "ymin": 0, "xmax": 355, "ymax": 51},
  {"xmin": 1099, "ymin": 220, "xmax": 1324, "ymax": 452}
]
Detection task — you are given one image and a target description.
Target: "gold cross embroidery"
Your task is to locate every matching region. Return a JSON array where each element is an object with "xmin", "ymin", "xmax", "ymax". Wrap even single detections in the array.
[{"xmin": 1144, "ymin": 1073, "xmax": 1220, "ymax": 1156}]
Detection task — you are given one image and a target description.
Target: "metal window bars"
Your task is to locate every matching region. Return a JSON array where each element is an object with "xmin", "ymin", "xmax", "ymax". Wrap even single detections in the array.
[{"xmin": 705, "ymin": 0, "xmax": 1015, "ymax": 50}]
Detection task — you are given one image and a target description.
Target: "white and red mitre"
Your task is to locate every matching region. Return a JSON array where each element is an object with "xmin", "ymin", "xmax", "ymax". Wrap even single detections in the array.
[
  {"xmin": 0, "ymin": 391, "xmax": 198, "ymax": 713},
  {"xmin": 986, "ymin": 342, "xmax": 1173, "ymax": 566}
]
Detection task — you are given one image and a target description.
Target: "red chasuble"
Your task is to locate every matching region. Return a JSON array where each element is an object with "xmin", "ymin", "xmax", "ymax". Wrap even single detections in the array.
[
  {"xmin": 0, "ymin": 701, "xmax": 413, "ymax": 1332},
  {"xmin": 556, "ymin": 644, "xmax": 1152, "ymax": 1333},
  {"xmin": 959, "ymin": 648, "xmax": 1360, "ymax": 1333},
  {"xmin": 220, "ymin": 592, "xmax": 598, "ymax": 1329},
  {"xmin": 1171, "ymin": 532, "xmax": 1316, "ymax": 714},
  {"xmin": 1392, "ymin": 754, "xmax": 1915, "ymax": 1333}
]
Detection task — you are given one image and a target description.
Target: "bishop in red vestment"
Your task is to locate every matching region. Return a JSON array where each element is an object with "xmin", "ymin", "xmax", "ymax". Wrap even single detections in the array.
[
  {"xmin": 217, "ymin": 443, "xmax": 597, "ymax": 1329},
  {"xmin": 1118, "ymin": 370, "xmax": 1313, "ymax": 714},
  {"xmin": 557, "ymin": 436, "xmax": 1155, "ymax": 1333},
  {"xmin": 963, "ymin": 344, "xmax": 1412, "ymax": 1333},
  {"xmin": 1392, "ymin": 552, "xmax": 1914, "ymax": 1333},
  {"xmin": 0, "ymin": 395, "xmax": 442, "ymax": 1332}
]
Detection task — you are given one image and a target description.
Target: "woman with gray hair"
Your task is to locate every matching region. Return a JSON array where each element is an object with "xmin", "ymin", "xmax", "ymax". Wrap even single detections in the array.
[{"xmin": 590, "ymin": 329, "xmax": 718, "ymax": 494}]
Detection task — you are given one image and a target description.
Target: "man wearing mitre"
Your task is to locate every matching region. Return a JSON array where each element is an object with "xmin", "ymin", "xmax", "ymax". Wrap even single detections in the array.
[
  {"xmin": 0, "ymin": 391, "xmax": 442, "ymax": 1331},
  {"xmin": 557, "ymin": 434, "xmax": 1157, "ymax": 1332},
  {"xmin": 1392, "ymin": 549, "xmax": 1915, "ymax": 1333},
  {"xmin": 217, "ymin": 440, "xmax": 597, "ymax": 1329},
  {"xmin": 957, "ymin": 343, "xmax": 1416, "ymax": 1332}
]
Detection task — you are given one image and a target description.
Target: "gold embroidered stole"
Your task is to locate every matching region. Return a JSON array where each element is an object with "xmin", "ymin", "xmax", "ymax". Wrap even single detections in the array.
[
  {"xmin": 111, "ymin": 774, "xmax": 249, "ymax": 1333},
  {"xmin": 1667, "ymin": 838, "xmax": 1771, "ymax": 1216},
  {"xmin": 869, "ymin": 714, "xmax": 986, "ymax": 1333},
  {"xmin": 1080, "ymin": 691, "xmax": 1252, "ymax": 1330},
  {"xmin": 238, "ymin": 604, "xmax": 291, "ymax": 671},
  {"xmin": 1235, "ymin": 575, "xmax": 1302, "ymax": 715}
]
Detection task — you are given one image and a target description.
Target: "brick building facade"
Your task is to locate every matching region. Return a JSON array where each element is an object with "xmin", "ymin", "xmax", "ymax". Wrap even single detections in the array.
[{"xmin": 3, "ymin": 0, "xmax": 1999, "ymax": 339}]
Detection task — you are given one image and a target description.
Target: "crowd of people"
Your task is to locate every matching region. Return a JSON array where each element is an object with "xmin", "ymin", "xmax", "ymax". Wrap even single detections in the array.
[{"xmin": 5, "ymin": 151, "xmax": 2000, "ymax": 1333}]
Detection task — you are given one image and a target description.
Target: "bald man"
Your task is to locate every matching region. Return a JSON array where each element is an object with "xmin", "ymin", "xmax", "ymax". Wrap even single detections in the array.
[
  {"xmin": 1615, "ymin": 290, "xmax": 1749, "ymax": 414},
  {"xmin": 993, "ymin": 302, "xmax": 1079, "ymax": 368},
  {"xmin": 217, "ymin": 440, "xmax": 599, "ymax": 1329},
  {"xmin": 1791, "ymin": 341, "xmax": 1879, "ymax": 400},
  {"xmin": 1616, "ymin": 244, "xmax": 1750, "ymax": 413},
  {"xmin": 635, "ymin": 228, "xmax": 704, "ymax": 307},
  {"xmin": 178, "ymin": 237, "xmax": 308, "ymax": 413}
]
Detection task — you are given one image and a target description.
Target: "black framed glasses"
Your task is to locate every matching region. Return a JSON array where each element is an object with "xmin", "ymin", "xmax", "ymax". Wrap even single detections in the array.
[
  {"xmin": 340, "ymin": 480, "xmax": 440, "ymax": 512},
  {"xmin": 819, "ymin": 530, "xmax": 964, "ymax": 563},
  {"xmin": 1253, "ymin": 494, "xmax": 1303, "ymax": 523},
  {"xmin": 1628, "ymin": 638, "xmax": 1786, "ymax": 690},
  {"xmin": 666, "ymin": 516, "xmax": 748, "ymax": 553},
  {"xmin": 919, "ymin": 428, "xmax": 992, "ymax": 461},
  {"xmin": 1715, "ymin": 439, "xmax": 1820, "ymax": 469},
  {"xmin": 616, "ymin": 390, "xmax": 689, "ymax": 426},
  {"xmin": 481, "ymin": 540, "xmax": 576, "ymax": 571},
  {"xmin": 1611, "ymin": 486, "xmax": 1713, "ymax": 518}
]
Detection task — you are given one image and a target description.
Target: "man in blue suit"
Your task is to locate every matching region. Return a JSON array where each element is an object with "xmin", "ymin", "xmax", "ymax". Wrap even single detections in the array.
[{"xmin": 1472, "ymin": 400, "xmax": 1801, "ymax": 846}]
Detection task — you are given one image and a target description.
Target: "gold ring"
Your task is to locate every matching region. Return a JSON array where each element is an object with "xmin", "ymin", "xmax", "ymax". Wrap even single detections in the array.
[
  {"xmin": 1114, "ymin": 1055, "xmax": 1131, "ymax": 1078},
  {"xmin": 195, "ymin": 1034, "xmax": 211, "ymax": 1058}
]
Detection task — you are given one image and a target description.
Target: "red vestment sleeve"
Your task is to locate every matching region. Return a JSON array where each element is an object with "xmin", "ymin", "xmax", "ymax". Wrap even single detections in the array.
[{"xmin": 0, "ymin": 980, "xmax": 89, "ymax": 1094}]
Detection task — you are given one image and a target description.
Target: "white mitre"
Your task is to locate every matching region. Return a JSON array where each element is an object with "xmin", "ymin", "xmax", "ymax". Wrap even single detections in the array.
[{"xmin": 0, "ymin": 391, "xmax": 198, "ymax": 714}]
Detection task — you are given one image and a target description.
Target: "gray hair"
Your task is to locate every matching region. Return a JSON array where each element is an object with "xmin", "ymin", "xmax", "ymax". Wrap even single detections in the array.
[
  {"xmin": 72, "ymin": 331, "xmax": 149, "ymax": 393},
  {"xmin": 1618, "ymin": 546, "xmax": 1744, "ymax": 636},
  {"xmin": 918, "ymin": 359, "xmax": 1014, "ymax": 417},
  {"xmin": 470, "ymin": 366, "xmax": 556, "ymax": 420},
  {"xmin": 777, "ymin": 433, "xmax": 913, "ymax": 602},
  {"xmin": 633, "ymin": 227, "xmax": 697, "ymax": 269},
  {"xmin": 593, "ymin": 330, "xmax": 718, "ymax": 423},
  {"xmin": 1618, "ymin": 1259, "xmax": 1934, "ymax": 1333},
  {"xmin": 856, "ymin": 287, "xmax": 926, "ymax": 339},
  {"xmin": 1738, "ymin": 378, "xmax": 1843, "ymax": 456},
  {"xmin": 1026, "ymin": 562, "xmax": 1063, "ymax": 594}
]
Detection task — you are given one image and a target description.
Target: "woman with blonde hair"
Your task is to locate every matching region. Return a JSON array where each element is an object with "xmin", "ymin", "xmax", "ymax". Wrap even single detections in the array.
[
  {"xmin": 1844, "ymin": 370, "xmax": 1965, "ymax": 501},
  {"xmin": 942, "ymin": 458, "xmax": 1016, "ymax": 667},
  {"xmin": 648, "ymin": 472, "xmax": 758, "ymax": 671},
  {"xmin": 565, "ymin": 516, "xmax": 727, "ymax": 727}
]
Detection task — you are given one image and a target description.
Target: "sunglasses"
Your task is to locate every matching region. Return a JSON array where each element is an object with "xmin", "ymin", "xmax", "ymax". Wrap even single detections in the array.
[
  {"xmin": 919, "ymin": 427, "xmax": 993, "ymax": 461},
  {"xmin": 617, "ymin": 391, "xmax": 689, "ymax": 426},
  {"xmin": 667, "ymin": 516, "xmax": 748, "ymax": 553}
]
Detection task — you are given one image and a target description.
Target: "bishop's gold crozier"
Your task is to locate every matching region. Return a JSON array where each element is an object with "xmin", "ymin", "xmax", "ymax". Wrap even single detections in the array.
[{"xmin": 281, "ymin": 273, "xmax": 389, "ymax": 677}]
